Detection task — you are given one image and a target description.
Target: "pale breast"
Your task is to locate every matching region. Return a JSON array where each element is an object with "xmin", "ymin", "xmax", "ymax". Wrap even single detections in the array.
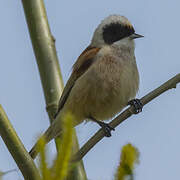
[
  {"xmin": 63, "ymin": 46, "xmax": 139, "ymax": 123},
  {"xmin": 86, "ymin": 53, "xmax": 139, "ymax": 120}
]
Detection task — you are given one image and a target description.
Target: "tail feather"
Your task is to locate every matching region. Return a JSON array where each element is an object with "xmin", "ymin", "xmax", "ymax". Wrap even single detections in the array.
[
  {"xmin": 29, "ymin": 143, "xmax": 39, "ymax": 159},
  {"xmin": 29, "ymin": 119, "xmax": 62, "ymax": 159}
]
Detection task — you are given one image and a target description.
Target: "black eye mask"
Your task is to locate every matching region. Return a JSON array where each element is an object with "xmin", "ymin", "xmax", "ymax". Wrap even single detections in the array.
[{"xmin": 103, "ymin": 23, "xmax": 135, "ymax": 44}]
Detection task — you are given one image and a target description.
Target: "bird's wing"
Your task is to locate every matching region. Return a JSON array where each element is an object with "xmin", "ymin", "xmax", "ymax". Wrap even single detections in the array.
[{"xmin": 54, "ymin": 46, "xmax": 101, "ymax": 118}]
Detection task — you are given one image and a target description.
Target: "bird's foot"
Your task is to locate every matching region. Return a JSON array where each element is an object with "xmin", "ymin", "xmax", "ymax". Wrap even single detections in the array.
[
  {"xmin": 90, "ymin": 116, "xmax": 115, "ymax": 137},
  {"xmin": 128, "ymin": 99, "xmax": 143, "ymax": 114},
  {"xmin": 96, "ymin": 121, "xmax": 115, "ymax": 137}
]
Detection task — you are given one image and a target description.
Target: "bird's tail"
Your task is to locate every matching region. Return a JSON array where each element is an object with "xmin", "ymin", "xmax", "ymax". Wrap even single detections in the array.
[
  {"xmin": 29, "ymin": 142, "xmax": 39, "ymax": 160},
  {"xmin": 29, "ymin": 118, "xmax": 62, "ymax": 159}
]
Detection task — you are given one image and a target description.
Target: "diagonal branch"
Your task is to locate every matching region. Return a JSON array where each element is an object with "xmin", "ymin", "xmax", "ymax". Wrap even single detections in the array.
[
  {"xmin": 72, "ymin": 73, "xmax": 180, "ymax": 162},
  {"xmin": 0, "ymin": 105, "xmax": 41, "ymax": 180}
]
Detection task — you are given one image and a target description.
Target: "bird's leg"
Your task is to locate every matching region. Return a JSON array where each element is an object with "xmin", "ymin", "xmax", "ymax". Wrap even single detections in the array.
[
  {"xmin": 128, "ymin": 98, "xmax": 143, "ymax": 114},
  {"xmin": 90, "ymin": 117, "xmax": 115, "ymax": 137}
]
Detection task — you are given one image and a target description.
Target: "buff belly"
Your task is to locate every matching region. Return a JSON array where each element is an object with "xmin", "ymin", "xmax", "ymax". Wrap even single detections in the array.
[{"xmin": 63, "ymin": 57, "xmax": 139, "ymax": 124}]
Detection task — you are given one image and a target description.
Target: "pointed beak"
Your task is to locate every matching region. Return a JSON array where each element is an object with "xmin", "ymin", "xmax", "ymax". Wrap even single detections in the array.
[{"xmin": 130, "ymin": 33, "xmax": 144, "ymax": 39}]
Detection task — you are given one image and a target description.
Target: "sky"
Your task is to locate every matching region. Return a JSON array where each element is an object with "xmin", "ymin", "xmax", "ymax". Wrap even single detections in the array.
[{"xmin": 0, "ymin": 0, "xmax": 180, "ymax": 180}]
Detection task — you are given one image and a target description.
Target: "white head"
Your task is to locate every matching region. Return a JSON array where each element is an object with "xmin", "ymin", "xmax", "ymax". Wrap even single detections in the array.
[{"xmin": 90, "ymin": 15, "xmax": 143, "ymax": 49}]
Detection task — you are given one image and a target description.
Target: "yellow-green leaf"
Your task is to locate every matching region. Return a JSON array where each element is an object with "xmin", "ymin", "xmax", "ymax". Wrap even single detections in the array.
[{"xmin": 115, "ymin": 143, "xmax": 139, "ymax": 180}]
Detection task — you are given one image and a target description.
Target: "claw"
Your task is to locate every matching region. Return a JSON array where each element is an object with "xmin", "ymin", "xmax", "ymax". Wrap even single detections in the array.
[
  {"xmin": 128, "ymin": 99, "xmax": 143, "ymax": 114},
  {"xmin": 98, "ymin": 121, "xmax": 115, "ymax": 137},
  {"xmin": 90, "ymin": 116, "xmax": 115, "ymax": 137}
]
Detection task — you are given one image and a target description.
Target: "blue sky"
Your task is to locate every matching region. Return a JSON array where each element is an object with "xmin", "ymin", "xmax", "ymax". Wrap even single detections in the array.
[{"xmin": 0, "ymin": 0, "xmax": 180, "ymax": 180}]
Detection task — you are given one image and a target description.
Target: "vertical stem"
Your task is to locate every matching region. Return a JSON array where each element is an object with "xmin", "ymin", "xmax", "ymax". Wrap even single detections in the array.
[{"xmin": 21, "ymin": 0, "xmax": 87, "ymax": 179}]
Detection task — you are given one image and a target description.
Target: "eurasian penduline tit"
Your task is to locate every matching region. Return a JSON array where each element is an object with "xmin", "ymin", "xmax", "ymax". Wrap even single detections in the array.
[{"xmin": 29, "ymin": 15, "xmax": 143, "ymax": 159}]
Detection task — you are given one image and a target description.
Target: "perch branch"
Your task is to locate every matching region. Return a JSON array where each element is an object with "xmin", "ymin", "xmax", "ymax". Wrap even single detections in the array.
[{"xmin": 72, "ymin": 73, "xmax": 180, "ymax": 162}]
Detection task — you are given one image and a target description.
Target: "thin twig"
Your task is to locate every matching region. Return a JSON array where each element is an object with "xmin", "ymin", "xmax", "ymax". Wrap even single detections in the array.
[{"xmin": 72, "ymin": 73, "xmax": 180, "ymax": 162}]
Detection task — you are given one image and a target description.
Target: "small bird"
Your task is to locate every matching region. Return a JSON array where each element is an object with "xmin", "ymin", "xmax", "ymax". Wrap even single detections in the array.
[{"xmin": 29, "ymin": 15, "xmax": 143, "ymax": 159}]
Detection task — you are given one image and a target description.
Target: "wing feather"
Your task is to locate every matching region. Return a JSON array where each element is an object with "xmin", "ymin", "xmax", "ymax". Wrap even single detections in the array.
[{"xmin": 54, "ymin": 46, "xmax": 100, "ymax": 118}]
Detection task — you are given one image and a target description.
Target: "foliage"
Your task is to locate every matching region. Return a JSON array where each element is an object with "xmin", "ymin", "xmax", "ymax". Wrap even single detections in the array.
[
  {"xmin": 115, "ymin": 143, "xmax": 139, "ymax": 180},
  {"xmin": 37, "ymin": 117, "xmax": 139, "ymax": 180},
  {"xmin": 37, "ymin": 113, "xmax": 74, "ymax": 180}
]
